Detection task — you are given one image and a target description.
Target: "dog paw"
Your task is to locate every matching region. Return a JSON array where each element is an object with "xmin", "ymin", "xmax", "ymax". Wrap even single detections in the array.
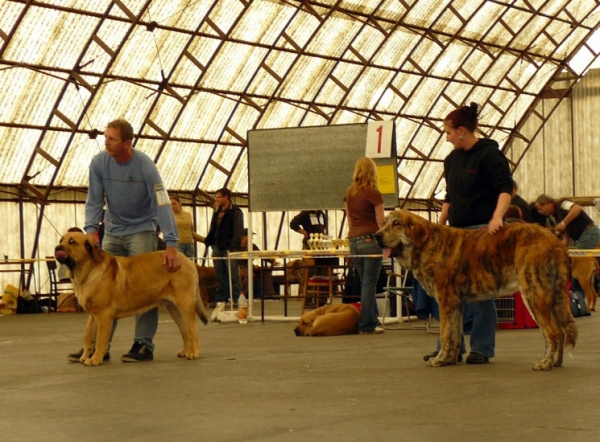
[
  {"xmin": 532, "ymin": 359, "xmax": 553, "ymax": 371},
  {"xmin": 425, "ymin": 353, "xmax": 456, "ymax": 367},
  {"xmin": 83, "ymin": 358, "xmax": 103, "ymax": 366},
  {"xmin": 425, "ymin": 358, "xmax": 447, "ymax": 367}
]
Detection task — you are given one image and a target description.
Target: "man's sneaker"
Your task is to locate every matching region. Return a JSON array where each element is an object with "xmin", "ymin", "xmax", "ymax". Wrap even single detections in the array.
[
  {"xmin": 210, "ymin": 301, "xmax": 225, "ymax": 322},
  {"xmin": 359, "ymin": 326, "xmax": 385, "ymax": 335},
  {"xmin": 67, "ymin": 348, "xmax": 110, "ymax": 362},
  {"xmin": 121, "ymin": 342, "xmax": 153, "ymax": 362}
]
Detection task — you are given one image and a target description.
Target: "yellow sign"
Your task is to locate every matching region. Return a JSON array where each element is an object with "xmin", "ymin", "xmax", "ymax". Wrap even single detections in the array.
[{"xmin": 377, "ymin": 164, "xmax": 396, "ymax": 195}]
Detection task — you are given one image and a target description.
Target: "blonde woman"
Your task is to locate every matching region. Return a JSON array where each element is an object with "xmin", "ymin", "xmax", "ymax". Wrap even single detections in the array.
[
  {"xmin": 170, "ymin": 196, "xmax": 205, "ymax": 259},
  {"xmin": 344, "ymin": 157, "xmax": 385, "ymax": 334}
]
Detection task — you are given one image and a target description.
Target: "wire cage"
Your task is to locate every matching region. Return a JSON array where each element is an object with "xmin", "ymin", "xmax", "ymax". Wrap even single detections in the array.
[{"xmin": 495, "ymin": 293, "xmax": 538, "ymax": 329}]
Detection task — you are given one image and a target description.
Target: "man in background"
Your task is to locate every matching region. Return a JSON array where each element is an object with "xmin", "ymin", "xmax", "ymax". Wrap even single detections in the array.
[{"xmin": 205, "ymin": 187, "xmax": 244, "ymax": 319}]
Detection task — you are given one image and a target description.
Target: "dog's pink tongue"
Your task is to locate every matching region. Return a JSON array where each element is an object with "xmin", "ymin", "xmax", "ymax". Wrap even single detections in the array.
[{"xmin": 55, "ymin": 250, "xmax": 68, "ymax": 261}]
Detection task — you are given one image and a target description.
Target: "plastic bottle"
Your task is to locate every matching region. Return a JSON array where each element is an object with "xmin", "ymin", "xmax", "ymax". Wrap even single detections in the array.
[{"xmin": 238, "ymin": 292, "xmax": 248, "ymax": 324}]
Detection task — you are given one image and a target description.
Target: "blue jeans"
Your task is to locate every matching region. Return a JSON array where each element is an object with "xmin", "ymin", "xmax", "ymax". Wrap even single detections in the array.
[
  {"xmin": 212, "ymin": 247, "xmax": 241, "ymax": 304},
  {"xmin": 177, "ymin": 243, "xmax": 195, "ymax": 259},
  {"xmin": 577, "ymin": 226, "xmax": 600, "ymax": 249},
  {"xmin": 103, "ymin": 231, "xmax": 158, "ymax": 352},
  {"xmin": 349, "ymin": 235, "xmax": 383, "ymax": 333}
]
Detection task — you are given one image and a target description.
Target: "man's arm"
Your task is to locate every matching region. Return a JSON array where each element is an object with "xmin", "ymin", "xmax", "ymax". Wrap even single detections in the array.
[
  {"xmin": 145, "ymin": 164, "xmax": 180, "ymax": 272},
  {"xmin": 84, "ymin": 158, "xmax": 106, "ymax": 235},
  {"xmin": 229, "ymin": 208, "xmax": 244, "ymax": 251}
]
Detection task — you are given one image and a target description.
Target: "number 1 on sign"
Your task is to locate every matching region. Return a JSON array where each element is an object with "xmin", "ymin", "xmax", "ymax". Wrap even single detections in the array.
[{"xmin": 366, "ymin": 120, "xmax": 393, "ymax": 158}]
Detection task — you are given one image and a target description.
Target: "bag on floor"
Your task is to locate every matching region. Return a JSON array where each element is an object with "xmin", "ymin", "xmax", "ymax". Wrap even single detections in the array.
[
  {"xmin": 17, "ymin": 295, "xmax": 39, "ymax": 314},
  {"xmin": 57, "ymin": 292, "xmax": 79, "ymax": 312},
  {"xmin": 1, "ymin": 284, "xmax": 19, "ymax": 314},
  {"xmin": 569, "ymin": 290, "xmax": 589, "ymax": 317}
]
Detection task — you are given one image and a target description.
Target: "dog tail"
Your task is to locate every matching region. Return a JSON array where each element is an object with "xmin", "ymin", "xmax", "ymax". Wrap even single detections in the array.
[
  {"xmin": 554, "ymin": 285, "xmax": 578, "ymax": 349},
  {"xmin": 195, "ymin": 291, "xmax": 209, "ymax": 325}
]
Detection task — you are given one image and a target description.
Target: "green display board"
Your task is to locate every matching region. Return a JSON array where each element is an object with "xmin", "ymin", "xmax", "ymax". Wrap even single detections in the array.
[{"xmin": 247, "ymin": 123, "xmax": 397, "ymax": 212}]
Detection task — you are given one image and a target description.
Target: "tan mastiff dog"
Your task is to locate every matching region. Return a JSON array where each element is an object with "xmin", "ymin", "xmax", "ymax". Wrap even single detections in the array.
[
  {"xmin": 55, "ymin": 231, "xmax": 209, "ymax": 366},
  {"xmin": 294, "ymin": 303, "xmax": 360, "ymax": 336},
  {"xmin": 376, "ymin": 209, "xmax": 577, "ymax": 371},
  {"xmin": 571, "ymin": 256, "xmax": 600, "ymax": 312}
]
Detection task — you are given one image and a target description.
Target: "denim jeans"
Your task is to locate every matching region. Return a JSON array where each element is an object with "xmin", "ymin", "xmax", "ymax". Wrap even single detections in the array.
[
  {"xmin": 177, "ymin": 243, "xmax": 195, "ymax": 259},
  {"xmin": 103, "ymin": 231, "xmax": 158, "ymax": 351},
  {"xmin": 434, "ymin": 224, "xmax": 496, "ymax": 358},
  {"xmin": 212, "ymin": 247, "xmax": 241, "ymax": 304},
  {"xmin": 349, "ymin": 235, "xmax": 383, "ymax": 332},
  {"xmin": 577, "ymin": 226, "xmax": 600, "ymax": 249}
]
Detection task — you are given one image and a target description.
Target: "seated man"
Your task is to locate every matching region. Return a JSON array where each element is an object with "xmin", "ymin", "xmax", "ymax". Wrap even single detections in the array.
[{"xmin": 239, "ymin": 228, "xmax": 276, "ymax": 299}]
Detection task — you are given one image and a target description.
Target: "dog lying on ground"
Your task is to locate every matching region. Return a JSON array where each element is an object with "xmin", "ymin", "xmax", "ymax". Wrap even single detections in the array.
[
  {"xmin": 196, "ymin": 264, "xmax": 217, "ymax": 307},
  {"xmin": 571, "ymin": 256, "xmax": 600, "ymax": 312},
  {"xmin": 294, "ymin": 303, "xmax": 360, "ymax": 336},
  {"xmin": 55, "ymin": 231, "xmax": 209, "ymax": 366},
  {"xmin": 376, "ymin": 209, "xmax": 577, "ymax": 371}
]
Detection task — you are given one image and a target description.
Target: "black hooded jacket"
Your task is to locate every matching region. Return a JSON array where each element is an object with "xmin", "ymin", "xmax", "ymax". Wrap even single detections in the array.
[{"xmin": 443, "ymin": 138, "xmax": 513, "ymax": 228}]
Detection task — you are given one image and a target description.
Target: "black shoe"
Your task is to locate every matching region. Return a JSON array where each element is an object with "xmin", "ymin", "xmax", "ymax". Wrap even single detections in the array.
[
  {"xmin": 466, "ymin": 352, "xmax": 489, "ymax": 364},
  {"xmin": 423, "ymin": 350, "xmax": 463, "ymax": 363},
  {"xmin": 423, "ymin": 351, "xmax": 439, "ymax": 362},
  {"xmin": 67, "ymin": 348, "xmax": 110, "ymax": 362},
  {"xmin": 121, "ymin": 342, "xmax": 153, "ymax": 362}
]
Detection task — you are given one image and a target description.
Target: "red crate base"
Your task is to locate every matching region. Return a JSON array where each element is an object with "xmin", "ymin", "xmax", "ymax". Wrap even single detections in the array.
[{"xmin": 496, "ymin": 292, "xmax": 538, "ymax": 329}]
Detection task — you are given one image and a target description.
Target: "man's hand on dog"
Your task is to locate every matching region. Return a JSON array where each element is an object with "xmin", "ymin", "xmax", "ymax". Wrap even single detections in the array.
[{"xmin": 164, "ymin": 246, "xmax": 181, "ymax": 272}]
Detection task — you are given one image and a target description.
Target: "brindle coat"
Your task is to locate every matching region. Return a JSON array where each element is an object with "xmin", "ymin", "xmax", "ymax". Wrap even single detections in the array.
[
  {"xmin": 55, "ymin": 232, "xmax": 209, "ymax": 366},
  {"xmin": 376, "ymin": 209, "xmax": 577, "ymax": 371}
]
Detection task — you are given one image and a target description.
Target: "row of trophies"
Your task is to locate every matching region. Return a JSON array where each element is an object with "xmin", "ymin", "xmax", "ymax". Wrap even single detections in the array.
[{"xmin": 306, "ymin": 233, "xmax": 349, "ymax": 250}]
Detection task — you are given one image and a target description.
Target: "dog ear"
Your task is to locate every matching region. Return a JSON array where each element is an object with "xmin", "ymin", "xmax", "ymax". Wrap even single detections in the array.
[
  {"xmin": 85, "ymin": 239, "xmax": 103, "ymax": 262},
  {"xmin": 409, "ymin": 217, "xmax": 429, "ymax": 247}
]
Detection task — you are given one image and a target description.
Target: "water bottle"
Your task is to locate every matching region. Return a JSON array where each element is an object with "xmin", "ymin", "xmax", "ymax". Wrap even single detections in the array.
[{"xmin": 238, "ymin": 292, "xmax": 248, "ymax": 324}]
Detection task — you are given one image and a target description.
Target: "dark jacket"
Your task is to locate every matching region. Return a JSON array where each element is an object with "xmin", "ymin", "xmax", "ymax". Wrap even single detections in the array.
[
  {"xmin": 290, "ymin": 210, "xmax": 326, "ymax": 244},
  {"xmin": 511, "ymin": 194, "xmax": 533, "ymax": 223},
  {"xmin": 555, "ymin": 199, "xmax": 595, "ymax": 241},
  {"xmin": 204, "ymin": 204, "xmax": 244, "ymax": 251},
  {"xmin": 444, "ymin": 138, "xmax": 513, "ymax": 228}
]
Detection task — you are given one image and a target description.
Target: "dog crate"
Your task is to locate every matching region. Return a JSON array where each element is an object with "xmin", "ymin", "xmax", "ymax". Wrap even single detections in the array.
[{"xmin": 495, "ymin": 292, "xmax": 538, "ymax": 330}]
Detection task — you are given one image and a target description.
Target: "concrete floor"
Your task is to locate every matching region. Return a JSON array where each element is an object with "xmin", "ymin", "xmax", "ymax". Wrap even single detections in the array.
[{"xmin": 1, "ymin": 300, "xmax": 599, "ymax": 442}]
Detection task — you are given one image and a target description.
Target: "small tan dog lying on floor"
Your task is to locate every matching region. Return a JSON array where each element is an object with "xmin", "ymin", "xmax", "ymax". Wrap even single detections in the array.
[
  {"xmin": 571, "ymin": 256, "xmax": 600, "ymax": 312},
  {"xmin": 294, "ymin": 303, "xmax": 360, "ymax": 336},
  {"xmin": 55, "ymin": 231, "xmax": 209, "ymax": 366}
]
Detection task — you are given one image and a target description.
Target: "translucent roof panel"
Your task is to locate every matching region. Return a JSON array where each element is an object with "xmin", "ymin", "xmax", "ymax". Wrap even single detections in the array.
[{"xmin": 0, "ymin": 0, "xmax": 599, "ymax": 206}]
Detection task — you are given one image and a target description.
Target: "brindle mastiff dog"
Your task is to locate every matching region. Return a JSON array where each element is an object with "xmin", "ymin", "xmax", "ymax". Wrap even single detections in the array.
[
  {"xmin": 376, "ymin": 209, "xmax": 577, "ymax": 371},
  {"xmin": 55, "ymin": 232, "xmax": 209, "ymax": 366},
  {"xmin": 294, "ymin": 303, "xmax": 360, "ymax": 336}
]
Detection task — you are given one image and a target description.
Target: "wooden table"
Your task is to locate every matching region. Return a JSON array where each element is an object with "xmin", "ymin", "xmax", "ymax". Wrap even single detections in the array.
[
  {"xmin": 228, "ymin": 249, "xmax": 383, "ymax": 321},
  {"xmin": 0, "ymin": 258, "xmax": 55, "ymax": 306}
]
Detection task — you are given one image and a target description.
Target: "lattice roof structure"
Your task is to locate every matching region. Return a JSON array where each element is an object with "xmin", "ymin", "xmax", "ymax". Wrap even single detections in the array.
[{"xmin": 1, "ymin": 0, "xmax": 600, "ymax": 207}]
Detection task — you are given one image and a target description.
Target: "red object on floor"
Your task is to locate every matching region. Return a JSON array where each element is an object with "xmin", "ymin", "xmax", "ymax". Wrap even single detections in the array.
[{"xmin": 496, "ymin": 292, "xmax": 538, "ymax": 329}]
